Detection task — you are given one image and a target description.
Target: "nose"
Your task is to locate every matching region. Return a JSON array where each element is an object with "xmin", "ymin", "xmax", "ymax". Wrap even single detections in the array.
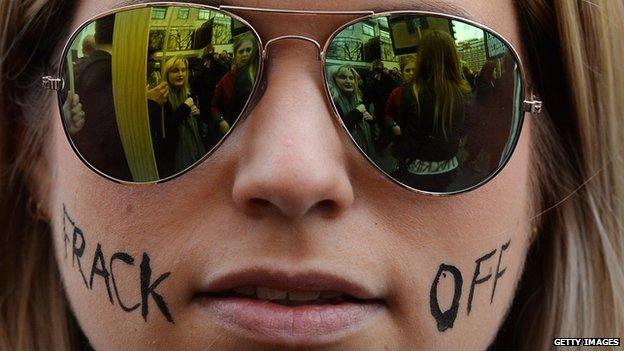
[{"xmin": 232, "ymin": 42, "xmax": 354, "ymax": 219}]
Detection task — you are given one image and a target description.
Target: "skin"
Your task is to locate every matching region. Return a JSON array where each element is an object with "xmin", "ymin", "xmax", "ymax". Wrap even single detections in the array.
[
  {"xmin": 235, "ymin": 40, "xmax": 254, "ymax": 68},
  {"xmin": 82, "ymin": 35, "xmax": 96, "ymax": 57},
  {"xmin": 334, "ymin": 68, "xmax": 356, "ymax": 93},
  {"xmin": 167, "ymin": 60, "xmax": 188, "ymax": 88},
  {"xmin": 402, "ymin": 62, "xmax": 416, "ymax": 84},
  {"xmin": 373, "ymin": 61, "xmax": 384, "ymax": 76},
  {"xmin": 42, "ymin": 0, "xmax": 534, "ymax": 350}
]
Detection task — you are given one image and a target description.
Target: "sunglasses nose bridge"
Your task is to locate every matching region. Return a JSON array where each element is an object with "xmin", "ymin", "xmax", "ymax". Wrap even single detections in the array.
[{"xmin": 262, "ymin": 35, "xmax": 323, "ymax": 61}]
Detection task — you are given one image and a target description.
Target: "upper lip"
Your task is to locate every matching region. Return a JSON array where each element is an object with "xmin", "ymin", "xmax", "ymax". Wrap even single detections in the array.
[{"xmin": 200, "ymin": 268, "xmax": 380, "ymax": 300}]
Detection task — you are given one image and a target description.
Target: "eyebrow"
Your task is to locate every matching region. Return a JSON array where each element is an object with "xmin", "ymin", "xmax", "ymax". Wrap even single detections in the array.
[{"xmin": 116, "ymin": 0, "xmax": 475, "ymax": 22}]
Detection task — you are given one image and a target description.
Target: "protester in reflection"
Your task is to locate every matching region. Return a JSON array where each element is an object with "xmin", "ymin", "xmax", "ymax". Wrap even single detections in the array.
[
  {"xmin": 362, "ymin": 59, "xmax": 400, "ymax": 151},
  {"xmin": 384, "ymin": 54, "xmax": 418, "ymax": 135},
  {"xmin": 190, "ymin": 45, "xmax": 228, "ymax": 148},
  {"xmin": 462, "ymin": 63, "xmax": 477, "ymax": 91},
  {"xmin": 211, "ymin": 33, "xmax": 258, "ymax": 135},
  {"xmin": 73, "ymin": 15, "xmax": 132, "ymax": 181},
  {"xmin": 217, "ymin": 50, "xmax": 231, "ymax": 69},
  {"xmin": 330, "ymin": 65, "xmax": 376, "ymax": 156},
  {"xmin": 467, "ymin": 55, "xmax": 516, "ymax": 174},
  {"xmin": 390, "ymin": 31, "xmax": 472, "ymax": 191},
  {"xmin": 390, "ymin": 67, "xmax": 402, "ymax": 82},
  {"xmin": 148, "ymin": 56, "xmax": 205, "ymax": 178},
  {"xmin": 73, "ymin": 35, "xmax": 96, "ymax": 76},
  {"xmin": 476, "ymin": 60, "xmax": 497, "ymax": 104}
]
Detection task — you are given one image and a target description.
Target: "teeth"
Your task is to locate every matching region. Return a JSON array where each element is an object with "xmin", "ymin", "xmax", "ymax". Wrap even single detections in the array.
[
  {"xmin": 256, "ymin": 287, "xmax": 288, "ymax": 300},
  {"xmin": 233, "ymin": 286, "xmax": 255, "ymax": 296},
  {"xmin": 232, "ymin": 287, "xmax": 346, "ymax": 302},
  {"xmin": 288, "ymin": 291, "xmax": 321, "ymax": 301},
  {"xmin": 320, "ymin": 291, "xmax": 343, "ymax": 299}
]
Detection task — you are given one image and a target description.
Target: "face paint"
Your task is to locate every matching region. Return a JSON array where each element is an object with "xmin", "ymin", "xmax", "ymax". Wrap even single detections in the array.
[
  {"xmin": 429, "ymin": 239, "xmax": 512, "ymax": 332},
  {"xmin": 63, "ymin": 205, "xmax": 174, "ymax": 323}
]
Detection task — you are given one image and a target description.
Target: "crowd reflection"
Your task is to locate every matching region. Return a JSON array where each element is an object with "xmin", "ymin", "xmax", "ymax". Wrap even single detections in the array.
[
  {"xmin": 63, "ymin": 9, "xmax": 519, "ymax": 188},
  {"xmin": 64, "ymin": 8, "xmax": 259, "ymax": 181},
  {"xmin": 328, "ymin": 16, "xmax": 519, "ymax": 192}
]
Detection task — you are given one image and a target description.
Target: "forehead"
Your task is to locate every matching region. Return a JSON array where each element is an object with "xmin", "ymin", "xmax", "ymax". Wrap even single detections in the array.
[{"xmin": 74, "ymin": 0, "xmax": 520, "ymax": 50}]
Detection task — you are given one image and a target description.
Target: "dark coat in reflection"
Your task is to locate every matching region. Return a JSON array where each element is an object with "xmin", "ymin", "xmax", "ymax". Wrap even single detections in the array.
[
  {"xmin": 398, "ymin": 85, "xmax": 470, "ymax": 162},
  {"xmin": 148, "ymin": 100, "xmax": 190, "ymax": 179},
  {"xmin": 74, "ymin": 50, "xmax": 132, "ymax": 181},
  {"xmin": 191, "ymin": 59, "xmax": 227, "ymax": 110},
  {"xmin": 334, "ymin": 98, "xmax": 377, "ymax": 157},
  {"xmin": 468, "ymin": 60, "xmax": 515, "ymax": 172},
  {"xmin": 362, "ymin": 72, "xmax": 400, "ymax": 151},
  {"xmin": 190, "ymin": 59, "xmax": 228, "ymax": 148},
  {"xmin": 362, "ymin": 72, "xmax": 399, "ymax": 122}
]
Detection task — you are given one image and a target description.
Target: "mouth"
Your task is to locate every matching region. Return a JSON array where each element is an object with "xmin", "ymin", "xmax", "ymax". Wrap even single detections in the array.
[{"xmin": 194, "ymin": 269, "xmax": 385, "ymax": 346}]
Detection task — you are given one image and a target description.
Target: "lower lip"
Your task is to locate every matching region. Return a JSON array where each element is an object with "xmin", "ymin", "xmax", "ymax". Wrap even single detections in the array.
[{"xmin": 196, "ymin": 296, "xmax": 383, "ymax": 346}]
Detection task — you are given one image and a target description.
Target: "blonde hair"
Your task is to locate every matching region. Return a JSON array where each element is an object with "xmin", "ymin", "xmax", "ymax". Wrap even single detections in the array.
[
  {"xmin": 0, "ymin": 1, "xmax": 82, "ymax": 350},
  {"xmin": 231, "ymin": 32, "xmax": 258, "ymax": 88},
  {"xmin": 399, "ymin": 54, "xmax": 417, "ymax": 73},
  {"xmin": 411, "ymin": 30, "xmax": 471, "ymax": 140},
  {"xmin": 498, "ymin": 1, "xmax": 624, "ymax": 349},
  {"xmin": 330, "ymin": 65, "xmax": 362, "ymax": 99},
  {"xmin": 162, "ymin": 55, "xmax": 190, "ymax": 110},
  {"xmin": 0, "ymin": 1, "xmax": 621, "ymax": 350}
]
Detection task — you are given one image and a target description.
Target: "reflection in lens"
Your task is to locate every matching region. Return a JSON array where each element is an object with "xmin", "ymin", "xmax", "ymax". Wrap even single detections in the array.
[
  {"xmin": 326, "ymin": 15, "xmax": 521, "ymax": 193},
  {"xmin": 61, "ymin": 6, "xmax": 260, "ymax": 182}
]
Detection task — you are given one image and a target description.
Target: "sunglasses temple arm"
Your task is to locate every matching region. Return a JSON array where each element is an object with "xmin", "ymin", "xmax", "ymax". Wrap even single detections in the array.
[
  {"xmin": 523, "ymin": 97, "xmax": 543, "ymax": 115},
  {"xmin": 42, "ymin": 76, "xmax": 62, "ymax": 91}
]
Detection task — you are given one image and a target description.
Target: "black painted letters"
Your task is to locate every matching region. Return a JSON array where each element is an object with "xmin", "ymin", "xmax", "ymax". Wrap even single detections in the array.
[
  {"xmin": 62, "ymin": 204, "xmax": 174, "ymax": 323},
  {"xmin": 429, "ymin": 264, "xmax": 463, "ymax": 332},
  {"xmin": 429, "ymin": 239, "xmax": 512, "ymax": 332}
]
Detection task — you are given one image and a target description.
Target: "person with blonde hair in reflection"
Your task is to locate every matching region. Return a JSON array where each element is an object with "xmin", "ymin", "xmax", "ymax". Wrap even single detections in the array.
[
  {"xmin": 148, "ymin": 55, "xmax": 205, "ymax": 178},
  {"xmin": 389, "ymin": 31, "xmax": 472, "ymax": 191},
  {"xmin": 211, "ymin": 32, "xmax": 258, "ymax": 136}
]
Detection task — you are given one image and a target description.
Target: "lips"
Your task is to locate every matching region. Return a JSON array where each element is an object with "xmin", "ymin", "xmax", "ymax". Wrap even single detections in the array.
[
  {"xmin": 200, "ymin": 269, "xmax": 379, "ymax": 300},
  {"xmin": 194, "ymin": 269, "xmax": 385, "ymax": 346}
]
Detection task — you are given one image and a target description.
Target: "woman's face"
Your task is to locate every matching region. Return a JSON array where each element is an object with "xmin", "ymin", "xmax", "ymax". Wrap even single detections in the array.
[
  {"xmin": 167, "ymin": 60, "xmax": 187, "ymax": 87},
  {"xmin": 46, "ymin": 0, "xmax": 534, "ymax": 350},
  {"xmin": 235, "ymin": 40, "xmax": 254, "ymax": 68},
  {"xmin": 334, "ymin": 68, "xmax": 356, "ymax": 93},
  {"xmin": 402, "ymin": 62, "xmax": 416, "ymax": 83}
]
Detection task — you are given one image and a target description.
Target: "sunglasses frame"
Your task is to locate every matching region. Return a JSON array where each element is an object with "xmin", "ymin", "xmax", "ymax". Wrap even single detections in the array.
[{"xmin": 43, "ymin": 1, "xmax": 542, "ymax": 196}]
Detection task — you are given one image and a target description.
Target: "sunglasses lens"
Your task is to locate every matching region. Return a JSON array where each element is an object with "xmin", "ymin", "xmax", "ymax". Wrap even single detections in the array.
[
  {"xmin": 60, "ymin": 6, "xmax": 260, "ymax": 183},
  {"xmin": 326, "ymin": 15, "xmax": 523, "ymax": 194}
]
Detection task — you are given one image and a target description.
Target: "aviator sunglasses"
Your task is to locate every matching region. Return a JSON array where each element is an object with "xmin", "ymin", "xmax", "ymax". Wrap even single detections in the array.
[{"xmin": 43, "ymin": 2, "xmax": 542, "ymax": 195}]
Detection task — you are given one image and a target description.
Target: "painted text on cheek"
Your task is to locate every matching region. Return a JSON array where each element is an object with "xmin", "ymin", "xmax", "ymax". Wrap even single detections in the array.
[
  {"xmin": 429, "ymin": 239, "xmax": 511, "ymax": 332},
  {"xmin": 62, "ymin": 204, "xmax": 174, "ymax": 323}
]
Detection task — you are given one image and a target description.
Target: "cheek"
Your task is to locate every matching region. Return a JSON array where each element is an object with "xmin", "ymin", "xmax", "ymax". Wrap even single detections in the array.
[
  {"xmin": 48, "ymin": 112, "xmax": 201, "ymax": 348},
  {"xmin": 379, "ymin": 118, "xmax": 534, "ymax": 349}
]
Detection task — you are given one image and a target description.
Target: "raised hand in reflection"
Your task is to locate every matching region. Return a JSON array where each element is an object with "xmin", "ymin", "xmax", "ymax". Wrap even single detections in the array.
[
  {"xmin": 217, "ymin": 119, "xmax": 230, "ymax": 135},
  {"xmin": 357, "ymin": 104, "xmax": 374, "ymax": 121},
  {"xmin": 146, "ymin": 82, "xmax": 169, "ymax": 106},
  {"xmin": 63, "ymin": 92, "xmax": 85, "ymax": 135},
  {"xmin": 184, "ymin": 97, "xmax": 200, "ymax": 117}
]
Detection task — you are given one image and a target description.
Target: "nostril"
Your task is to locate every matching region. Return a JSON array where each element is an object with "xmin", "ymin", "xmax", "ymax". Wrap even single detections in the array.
[
  {"xmin": 244, "ymin": 198, "xmax": 274, "ymax": 219},
  {"xmin": 312, "ymin": 199, "xmax": 340, "ymax": 218},
  {"xmin": 249, "ymin": 198, "xmax": 272, "ymax": 208},
  {"xmin": 245, "ymin": 197, "xmax": 341, "ymax": 219}
]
